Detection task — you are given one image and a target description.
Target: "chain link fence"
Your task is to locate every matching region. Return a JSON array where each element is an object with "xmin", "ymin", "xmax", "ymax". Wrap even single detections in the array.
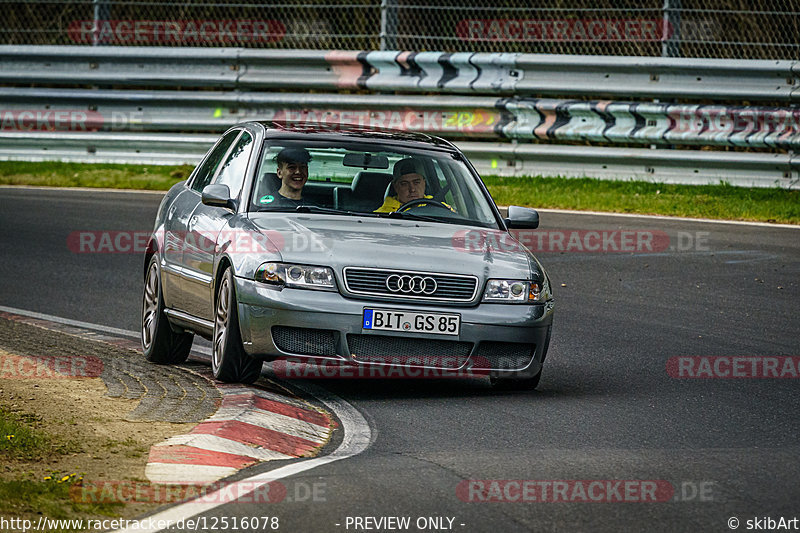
[{"xmin": 2, "ymin": 0, "xmax": 798, "ymax": 59}]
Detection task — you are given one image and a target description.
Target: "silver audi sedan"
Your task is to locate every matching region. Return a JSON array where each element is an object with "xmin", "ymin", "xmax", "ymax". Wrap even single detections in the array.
[{"xmin": 141, "ymin": 122, "xmax": 553, "ymax": 388}]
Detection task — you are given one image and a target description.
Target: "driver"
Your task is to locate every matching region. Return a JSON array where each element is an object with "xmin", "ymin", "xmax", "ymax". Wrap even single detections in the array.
[{"xmin": 374, "ymin": 158, "xmax": 451, "ymax": 213}]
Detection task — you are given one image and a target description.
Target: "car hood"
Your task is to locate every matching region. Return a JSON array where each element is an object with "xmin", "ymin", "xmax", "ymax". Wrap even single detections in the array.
[{"xmin": 244, "ymin": 213, "xmax": 536, "ymax": 279}]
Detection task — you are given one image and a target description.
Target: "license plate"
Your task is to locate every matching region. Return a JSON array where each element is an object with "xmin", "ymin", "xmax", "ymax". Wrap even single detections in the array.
[{"xmin": 362, "ymin": 309, "xmax": 460, "ymax": 336}]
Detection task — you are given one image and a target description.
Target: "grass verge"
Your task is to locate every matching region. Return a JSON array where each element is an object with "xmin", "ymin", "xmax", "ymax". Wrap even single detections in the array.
[
  {"xmin": 0, "ymin": 407, "xmax": 122, "ymax": 526},
  {"xmin": 0, "ymin": 161, "xmax": 797, "ymax": 224},
  {"xmin": 0, "ymin": 478, "xmax": 123, "ymax": 526},
  {"xmin": 0, "ymin": 161, "xmax": 193, "ymax": 190},
  {"xmin": 0, "ymin": 407, "xmax": 80, "ymax": 461},
  {"xmin": 483, "ymin": 176, "xmax": 800, "ymax": 224}
]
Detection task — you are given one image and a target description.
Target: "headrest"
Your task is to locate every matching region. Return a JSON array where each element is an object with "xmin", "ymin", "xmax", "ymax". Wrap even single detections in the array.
[{"xmin": 352, "ymin": 171, "xmax": 393, "ymax": 197}]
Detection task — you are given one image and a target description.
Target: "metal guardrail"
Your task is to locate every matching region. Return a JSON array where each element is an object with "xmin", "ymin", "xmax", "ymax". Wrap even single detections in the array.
[
  {"xmin": 1, "ymin": 45, "xmax": 798, "ymax": 101},
  {"xmin": 0, "ymin": 46, "xmax": 798, "ymax": 188},
  {"xmin": 1, "ymin": 87, "xmax": 798, "ymax": 150},
  {"xmin": 0, "ymin": 131, "xmax": 215, "ymax": 163},
  {"xmin": 0, "ymin": 131, "xmax": 795, "ymax": 189}
]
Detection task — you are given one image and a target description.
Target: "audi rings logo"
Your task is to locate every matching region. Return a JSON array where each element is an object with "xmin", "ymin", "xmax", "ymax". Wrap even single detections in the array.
[{"xmin": 385, "ymin": 274, "xmax": 438, "ymax": 295}]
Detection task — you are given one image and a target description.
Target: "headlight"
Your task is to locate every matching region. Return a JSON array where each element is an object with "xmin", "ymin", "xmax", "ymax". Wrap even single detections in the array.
[
  {"xmin": 483, "ymin": 279, "xmax": 547, "ymax": 303},
  {"xmin": 255, "ymin": 262, "xmax": 336, "ymax": 291}
]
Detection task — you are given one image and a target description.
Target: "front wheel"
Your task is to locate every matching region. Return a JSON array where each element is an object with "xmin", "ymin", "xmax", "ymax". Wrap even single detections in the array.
[
  {"xmin": 141, "ymin": 255, "xmax": 193, "ymax": 364},
  {"xmin": 212, "ymin": 267, "xmax": 263, "ymax": 384}
]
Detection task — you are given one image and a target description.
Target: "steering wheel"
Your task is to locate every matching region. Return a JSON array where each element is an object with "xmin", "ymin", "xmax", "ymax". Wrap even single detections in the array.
[{"xmin": 397, "ymin": 198, "xmax": 451, "ymax": 212}]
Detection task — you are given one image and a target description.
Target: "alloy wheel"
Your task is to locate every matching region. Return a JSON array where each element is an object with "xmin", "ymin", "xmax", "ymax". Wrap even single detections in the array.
[
  {"xmin": 213, "ymin": 277, "xmax": 230, "ymax": 369},
  {"xmin": 142, "ymin": 262, "xmax": 159, "ymax": 350}
]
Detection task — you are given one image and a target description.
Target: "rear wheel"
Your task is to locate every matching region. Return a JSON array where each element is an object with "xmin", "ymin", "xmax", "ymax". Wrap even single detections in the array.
[
  {"xmin": 141, "ymin": 255, "xmax": 192, "ymax": 364},
  {"xmin": 212, "ymin": 267, "xmax": 263, "ymax": 384}
]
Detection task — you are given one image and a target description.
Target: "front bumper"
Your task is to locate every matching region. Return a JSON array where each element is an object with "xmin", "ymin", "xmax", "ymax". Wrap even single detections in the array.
[{"xmin": 234, "ymin": 276, "xmax": 554, "ymax": 377}]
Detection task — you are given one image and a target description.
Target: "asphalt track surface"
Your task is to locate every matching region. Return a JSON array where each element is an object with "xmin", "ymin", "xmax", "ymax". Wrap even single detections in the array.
[{"xmin": 1, "ymin": 187, "xmax": 799, "ymax": 533}]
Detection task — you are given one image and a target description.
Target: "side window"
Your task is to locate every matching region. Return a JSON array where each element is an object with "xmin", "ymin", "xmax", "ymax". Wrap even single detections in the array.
[
  {"xmin": 213, "ymin": 132, "xmax": 253, "ymax": 199},
  {"xmin": 190, "ymin": 130, "xmax": 239, "ymax": 193}
]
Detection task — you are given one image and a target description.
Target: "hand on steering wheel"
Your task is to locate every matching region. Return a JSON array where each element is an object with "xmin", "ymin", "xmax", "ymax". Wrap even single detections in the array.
[{"xmin": 397, "ymin": 198, "xmax": 451, "ymax": 212}]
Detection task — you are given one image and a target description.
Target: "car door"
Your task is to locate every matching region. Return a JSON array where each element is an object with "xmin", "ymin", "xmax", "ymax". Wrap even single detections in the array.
[
  {"xmin": 182, "ymin": 130, "xmax": 255, "ymax": 320},
  {"xmin": 161, "ymin": 131, "xmax": 239, "ymax": 311}
]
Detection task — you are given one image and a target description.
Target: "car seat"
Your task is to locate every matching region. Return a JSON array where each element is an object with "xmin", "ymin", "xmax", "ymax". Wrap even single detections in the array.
[{"xmin": 334, "ymin": 171, "xmax": 393, "ymax": 211}]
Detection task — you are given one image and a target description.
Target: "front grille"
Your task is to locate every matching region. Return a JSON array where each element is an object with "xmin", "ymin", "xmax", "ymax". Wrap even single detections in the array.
[
  {"xmin": 472, "ymin": 341, "xmax": 536, "ymax": 370},
  {"xmin": 344, "ymin": 267, "xmax": 478, "ymax": 302},
  {"xmin": 272, "ymin": 326, "xmax": 338, "ymax": 356},
  {"xmin": 347, "ymin": 334, "xmax": 473, "ymax": 368}
]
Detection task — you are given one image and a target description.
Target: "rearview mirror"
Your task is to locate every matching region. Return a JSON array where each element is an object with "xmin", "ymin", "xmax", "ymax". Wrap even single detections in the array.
[
  {"xmin": 504, "ymin": 205, "xmax": 539, "ymax": 229},
  {"xmin": 342, "ymin": 152, "xmax": 389, "ymax": 169},
  {"xmin": 201, "ymin": 184, "xmax": 237, "ymax": 211}
]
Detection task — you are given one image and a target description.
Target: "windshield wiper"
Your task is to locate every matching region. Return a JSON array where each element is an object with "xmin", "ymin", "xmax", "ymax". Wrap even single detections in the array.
[
  {"xmin": 380, "ymin": 210, "xmax": 441, "ymax": 223},
  {"xmin": 382, "ymin": 210, "xmax": 487, "ymax": 227},
  {"xmin": 294, "ymin": 205, "xmax": 379, "ymax": 217}
]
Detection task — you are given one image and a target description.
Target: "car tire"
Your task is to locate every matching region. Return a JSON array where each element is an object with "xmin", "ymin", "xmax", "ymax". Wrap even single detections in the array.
[
  {"xmin": 141, "ymin": 255, "xmax": 193, "ymax": 364},
  {"xmin": 212, "ymin": 266, "xmax": 263, "ymax": 384}
]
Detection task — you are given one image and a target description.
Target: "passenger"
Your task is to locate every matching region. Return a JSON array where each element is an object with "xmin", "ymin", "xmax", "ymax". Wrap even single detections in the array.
[
  {"xmin": 374, "ymin": 158, "xmax": 452, "ymax": 213},
  {"xmin": 258, "ymin": 147, "xmax": 312, "ymax": 208}
]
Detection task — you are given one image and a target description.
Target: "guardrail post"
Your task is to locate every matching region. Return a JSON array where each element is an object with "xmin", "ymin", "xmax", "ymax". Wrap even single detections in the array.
[
  {"xmin": 92, "ymin": 0, "xmax": 110, "ymax": 46},
  {"xmin": 662, "ymin": 0, "xmax": 682, "ymax": 58},
  {"xmin": 380, "ymin": 0, "xmax": 398, "ymax": 51}
]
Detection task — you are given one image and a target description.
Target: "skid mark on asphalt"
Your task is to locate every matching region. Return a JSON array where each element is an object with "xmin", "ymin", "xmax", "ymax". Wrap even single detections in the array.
[
  {"xmin": 0, "ymin": 311, "xmax": 222, "ymax": 424},
  {"xmin": 0, "ymin": 306, "xmax": 346, "ymax": 491}
]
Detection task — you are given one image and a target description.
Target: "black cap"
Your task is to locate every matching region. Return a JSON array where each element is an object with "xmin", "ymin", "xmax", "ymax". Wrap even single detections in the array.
[
  {"xmin": 275, "ymin": 147, "xmax": 311, "ymax": 164},
  {"xmin": 393, "ymin": 158, "xmax": 423, "ymax": 179}
]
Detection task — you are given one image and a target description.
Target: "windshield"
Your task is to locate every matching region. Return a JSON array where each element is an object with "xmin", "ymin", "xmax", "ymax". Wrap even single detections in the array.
[{"xmin": 249, "ymin": 140, "xmax": 500, "ymax": 228}]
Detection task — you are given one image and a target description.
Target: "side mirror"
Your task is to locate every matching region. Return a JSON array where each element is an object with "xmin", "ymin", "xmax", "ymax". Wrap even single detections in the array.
[
  {"xmin": 201, "ymin": 184, "xmax": 237, "ymax": 211},
  {"xmin": 504, "ymin": 205, "xmax": 539, "ymax": 229}
]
